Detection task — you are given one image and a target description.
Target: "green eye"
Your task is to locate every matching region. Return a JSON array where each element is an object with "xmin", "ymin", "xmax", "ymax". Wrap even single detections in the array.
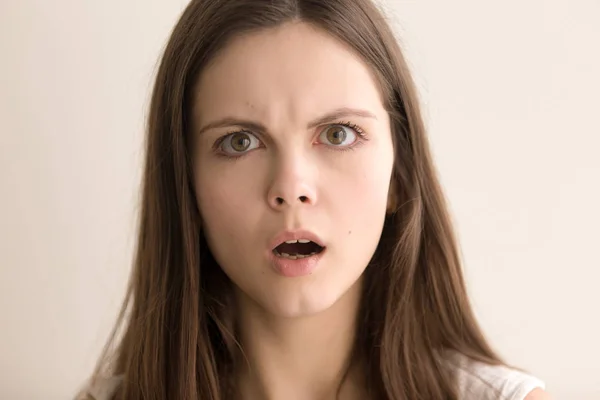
[
  {"xmin": 319, "ymin": 125, "xmax": 357, "ymax": 146},
  {"xmin": 220, "ymin": 132, "xmax": 261, "ymax": 154},
  {"xmin": 231, "ymin": 133, "xmax": 251, "ymax": 151}
]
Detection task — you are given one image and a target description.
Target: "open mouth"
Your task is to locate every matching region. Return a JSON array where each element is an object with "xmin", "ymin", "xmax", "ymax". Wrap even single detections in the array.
[{"xmin": 272, "ymin": 239, "xmax": 325, "ymax": 260}]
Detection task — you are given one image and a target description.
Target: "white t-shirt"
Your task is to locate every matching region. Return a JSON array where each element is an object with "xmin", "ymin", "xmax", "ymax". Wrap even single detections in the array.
[
  {"xmin": 78, "ymin": 353, "xmax": 545, "ymax": 400},
  {"xmin": 449, "ymin": 352, "xmax": 546, "ymax": 399}
]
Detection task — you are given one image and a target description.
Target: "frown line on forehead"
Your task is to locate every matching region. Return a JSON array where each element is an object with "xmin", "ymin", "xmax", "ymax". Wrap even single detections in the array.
[{"xmin": 196, "ymin": 107, "xmax": 378, "ymax": 136}]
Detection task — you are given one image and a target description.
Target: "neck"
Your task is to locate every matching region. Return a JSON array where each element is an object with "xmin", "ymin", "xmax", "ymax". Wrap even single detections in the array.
[{"xmin": 234, "ymin": 279, "xmax": 365, "ymax": 400}]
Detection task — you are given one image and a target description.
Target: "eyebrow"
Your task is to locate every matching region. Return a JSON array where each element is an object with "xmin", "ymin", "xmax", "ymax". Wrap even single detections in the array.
[{"xmin": 196, "ymin": 107, "xmax": 378, "ymax": 136}]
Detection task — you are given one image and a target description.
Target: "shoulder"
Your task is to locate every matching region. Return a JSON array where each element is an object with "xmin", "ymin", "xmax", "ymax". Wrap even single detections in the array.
[
  {"xmin": 524, "ymin": 388, "xmax": 553, "ymax": 400},
  {"xmin": 75, "ymin": 375, "xmax": 123, "ymax": 400},
  {"xmin": 75, "ymin": 356, "xmax": 551, "ymax": 400},
  {"xmin": 445, "ymin": 352, "xmax": 548, "ymax": 400}
]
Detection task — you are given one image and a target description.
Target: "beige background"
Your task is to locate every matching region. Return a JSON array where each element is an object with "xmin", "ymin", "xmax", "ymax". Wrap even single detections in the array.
[{"xmin": 1, "ymin": 0, "xmax": 598, "ymax": 398}]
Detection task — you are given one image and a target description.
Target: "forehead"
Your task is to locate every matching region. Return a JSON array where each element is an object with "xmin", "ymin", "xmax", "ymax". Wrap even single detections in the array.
[{"xmin": 192, "ymin": 22, "xmax": 386, "ymax": 126}]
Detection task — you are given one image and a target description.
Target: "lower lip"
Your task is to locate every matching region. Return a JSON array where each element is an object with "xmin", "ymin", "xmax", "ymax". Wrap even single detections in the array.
[{"xmin": 268, "ymin": 249, "xmax": 326, "ymax": 277}]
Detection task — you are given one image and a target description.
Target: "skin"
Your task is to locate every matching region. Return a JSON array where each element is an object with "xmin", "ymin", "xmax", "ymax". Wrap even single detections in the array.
[
  {"xmin": 525, "ymin": 388, "xmax": 553, "ymax": 400},
  {"xmin": 192, "ymin": 21, "xmax": 394, "ymax": 400}
]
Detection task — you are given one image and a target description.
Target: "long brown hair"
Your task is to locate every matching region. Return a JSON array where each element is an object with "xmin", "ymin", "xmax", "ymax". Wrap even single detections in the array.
[{"xmin": 90, "ymin": 0, "xmax": 504, "ymax": 398}]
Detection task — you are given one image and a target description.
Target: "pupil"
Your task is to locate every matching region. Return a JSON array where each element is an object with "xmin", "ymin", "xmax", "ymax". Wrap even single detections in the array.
[
  {"xmin": 231, "ymin": 133, "xmax": 250, "ymax": 151},
  {"xmin": 327, "ymin": 127, "xmax": 346, "ymax": 145}
]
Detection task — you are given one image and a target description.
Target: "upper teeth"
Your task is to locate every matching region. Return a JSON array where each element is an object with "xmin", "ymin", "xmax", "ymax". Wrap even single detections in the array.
[{"xmin": 285, "ymin": 239, "xmax": 311, "ymax": 244}]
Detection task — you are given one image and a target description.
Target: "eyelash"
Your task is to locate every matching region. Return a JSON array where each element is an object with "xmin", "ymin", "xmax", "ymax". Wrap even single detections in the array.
[
  {"xmin": 326, "ymin": 121, "xmax": 368, "ymax": 153},
  {"xmin": 213, "ymin": 121, "xmax": 369, "ymax": 159}
]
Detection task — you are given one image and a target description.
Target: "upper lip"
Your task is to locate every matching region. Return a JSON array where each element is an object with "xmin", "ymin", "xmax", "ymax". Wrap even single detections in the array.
[{"xmin": 269, "ymin": 229, "xmax": 325, "ymax": 251}]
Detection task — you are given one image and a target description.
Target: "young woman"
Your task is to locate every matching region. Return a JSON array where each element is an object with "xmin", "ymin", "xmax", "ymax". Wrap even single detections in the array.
[{"xmin": 77, "ymin": 0, "xmax": 550, "ymax": 399}]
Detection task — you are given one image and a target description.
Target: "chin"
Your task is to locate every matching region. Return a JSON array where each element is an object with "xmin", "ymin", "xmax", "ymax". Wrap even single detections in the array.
[
  {"xmin": 264, "ymin": 291, "xmax": 340, "ymax": 319},
  {"xmin": 251, "ymin": 274, "xmax": 363, "ymax": 319}
]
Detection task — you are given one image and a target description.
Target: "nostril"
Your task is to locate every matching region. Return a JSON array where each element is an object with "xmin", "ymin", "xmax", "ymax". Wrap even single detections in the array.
[{"xmin": 273, "ymin": 196, "xmax": 310, "ymax": 206}]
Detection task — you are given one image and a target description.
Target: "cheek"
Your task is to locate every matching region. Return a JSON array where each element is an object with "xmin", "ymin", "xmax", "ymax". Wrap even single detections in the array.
[
  {"xmin": 341, "ymin": 175, "xmax": 389, "ymax": 241},
  {"xmin": 332, "ymin": 146, "xmax": 393, "ymax": 213},
  {"xmin": 194, "ymin": 164, "xmax": 261, "ymax": 248},
  {"xmin": 326, "ymin": 144, "xmax": 394, "ymax": 255}
]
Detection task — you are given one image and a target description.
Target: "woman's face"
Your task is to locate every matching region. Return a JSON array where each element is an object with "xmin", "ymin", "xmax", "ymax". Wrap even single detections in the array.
[{"xmin": 192, "ymin": 22, "xmax": 394, "ymax": 318}]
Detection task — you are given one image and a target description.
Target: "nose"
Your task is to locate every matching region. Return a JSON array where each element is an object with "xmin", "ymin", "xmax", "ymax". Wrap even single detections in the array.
[{"xmin": 266, "ymin": 154, "xmax": 317, "ymax": 211}]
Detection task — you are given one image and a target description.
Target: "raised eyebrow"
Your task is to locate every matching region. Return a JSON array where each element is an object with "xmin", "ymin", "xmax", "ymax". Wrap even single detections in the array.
[
  {"xmin": 196, "ymin": 107, "xmax": 377, "ymax": 136},
  {"xmin": 306, "ymin": 107, "xmax": 377, "ymax": 129}
]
